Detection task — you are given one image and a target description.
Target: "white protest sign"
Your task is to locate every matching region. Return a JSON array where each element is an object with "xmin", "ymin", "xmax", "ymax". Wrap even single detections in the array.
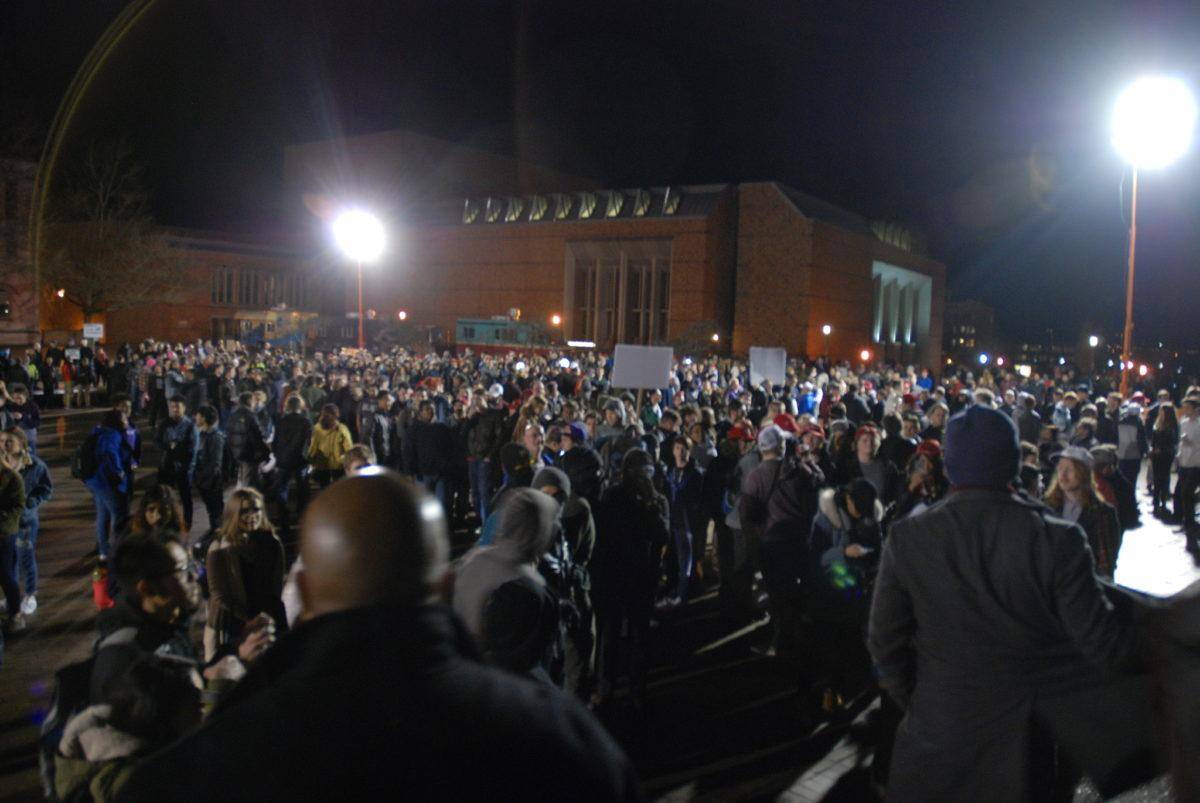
[
  {"xmin": 749, "ymin": 346, "xmax": 787, "ymax": 386},
  {"xmin": 83, "ymin": 323, "xmax": 105, "ymax": 341},
  {"xmin": 611, "ymin": 344, "xmax": 674, "ymax": 390}
]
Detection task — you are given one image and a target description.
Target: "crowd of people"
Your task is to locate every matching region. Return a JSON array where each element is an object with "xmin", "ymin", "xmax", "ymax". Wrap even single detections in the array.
[{"xmin": 6, "ymin": 335, "xmax": 1200, "ymax": 800}]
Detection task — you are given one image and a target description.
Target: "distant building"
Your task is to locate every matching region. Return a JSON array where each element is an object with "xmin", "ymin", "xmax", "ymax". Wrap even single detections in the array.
[
  {"xmin": 9, "ymin": 130, "xmax": 948, "ymax": 364},
  {"xmin": 283, "ymin": 130, "xmax": 948, "ymax": 366},
  {"xmin": 943, "ymin": 299, "xmax": 997, "ymax": 366}
]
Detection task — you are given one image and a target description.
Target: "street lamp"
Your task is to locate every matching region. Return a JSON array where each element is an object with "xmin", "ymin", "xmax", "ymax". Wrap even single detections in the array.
[
  {"xmin": 1111, "ymin": 76, "xmax": 1197, "ymax": 394},
  {"xmin": 1088, "ymin": 334, "xmax": 1099, "ymax": 348},
  {"xmin": 859, "ymin": 348, "xmax": 871, "ymax": 363},
  {"xmin": 550, "ymin": 313, "xmax": 562, "ymax": 327},
  {"xmin": 821, "ymin": 323, "xmax": 832, "ymax": 356},
  {"xmin": 332, "ymin": 209, "xmax": 385, "ymax": 349}
]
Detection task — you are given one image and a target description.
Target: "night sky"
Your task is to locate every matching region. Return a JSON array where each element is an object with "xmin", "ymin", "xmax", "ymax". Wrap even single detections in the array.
[{"xmin": 3, "ymin": 0, "xmax": 1199, "ymax": 343}]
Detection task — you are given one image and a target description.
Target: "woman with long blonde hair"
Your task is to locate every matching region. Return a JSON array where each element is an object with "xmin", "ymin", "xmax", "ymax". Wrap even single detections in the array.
[
  {"xmin": 1044, "ymin": 449, "xmax": 1122, "ymax": 576},
  {"xmin": 204, "ymin": 487, "xmax": 286, "ymax": 661}
]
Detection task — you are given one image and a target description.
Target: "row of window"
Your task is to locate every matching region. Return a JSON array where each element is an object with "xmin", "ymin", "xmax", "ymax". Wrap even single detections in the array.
[
  {"xmin": 211, "ymin": 267, "xmax": 310, "ymax": 309},
  {"xmin": 572, "ymin": 257, "xmax": 670, "ymax": 345}
]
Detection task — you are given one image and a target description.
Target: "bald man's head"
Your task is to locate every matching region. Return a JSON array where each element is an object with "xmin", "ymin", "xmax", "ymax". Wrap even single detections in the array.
[{"xmin": 298, "ymin": 469, "xmax": 449, "ymax": 619}]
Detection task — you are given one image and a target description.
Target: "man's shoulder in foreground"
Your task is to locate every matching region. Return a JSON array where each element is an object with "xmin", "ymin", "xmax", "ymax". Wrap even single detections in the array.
[{"xmin": 117, "ymin": 605, "xmax": 639, "ymax": 802}]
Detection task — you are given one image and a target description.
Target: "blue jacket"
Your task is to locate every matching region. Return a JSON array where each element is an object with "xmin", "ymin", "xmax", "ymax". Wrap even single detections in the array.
[
  {"xmin": 20, "ymin": 456, "xmax": 51, "ymax": 528},
  {"xmin": 86, "ymin": 426, "xmax": 132, "ymax": 495}
]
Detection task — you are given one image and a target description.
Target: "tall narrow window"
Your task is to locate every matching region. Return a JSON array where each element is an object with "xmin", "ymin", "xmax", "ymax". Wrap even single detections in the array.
[{"xmin": 566, "ymin": 241, "xmax": 671, "ymax": 346}]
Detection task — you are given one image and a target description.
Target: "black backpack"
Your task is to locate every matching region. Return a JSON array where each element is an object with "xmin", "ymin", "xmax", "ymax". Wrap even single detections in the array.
[
  {"xmin": 39, "ymin": 627, "xmax": 137, "ymax": 799},
  {"xmin": 70, "ymin": 431, "xmax": 100, "ymax": 481}
]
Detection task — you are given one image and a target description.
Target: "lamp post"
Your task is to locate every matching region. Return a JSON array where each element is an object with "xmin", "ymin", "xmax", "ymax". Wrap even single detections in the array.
[
  {"xmin": 332, "ymin": 209, "xmax": 385, "ymax": 350},
  {"xmin": 1111, "ymin": 76, "xmax": 1196, "ymax": 395}
]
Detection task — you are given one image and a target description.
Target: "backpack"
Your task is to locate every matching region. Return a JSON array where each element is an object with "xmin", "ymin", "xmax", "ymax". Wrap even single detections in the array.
[
  {"xmin": 38, "ymin": 627, "xmax": 137, "ymax": 799},
  {"xmin": 70, "ymin": 430, "xmax": 100, "ymax": 481}
]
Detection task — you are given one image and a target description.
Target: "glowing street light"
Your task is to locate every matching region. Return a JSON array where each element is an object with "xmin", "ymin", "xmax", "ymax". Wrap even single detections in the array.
[
  {"xmin": 332, "ymin": 209, "xmax": 385, "ymax": 349},
  {"xmin": 1088, "ymin": 334, "xmax": 1100, "ymax": 348},
  {"xmin": 821, "ymin": 324, "xmax": 832, "ymax": 336},
  {"xmin": 550, "ymin": 313, "xmax": 562, "ymax": 327},
  {"xmin": 859, "ymin": 349, "xmax": 871, "ymax": 363},
  {"xmin": 397, "ymin": 310, "xmax": 408, "ymax": 321},
  {"xmin": 711, "ymin": 333, "xmax": 720, "ymax": 343},
  {"xmin": 1111, "ymin": 76, "xmax": 1197, "ymax": 395}
]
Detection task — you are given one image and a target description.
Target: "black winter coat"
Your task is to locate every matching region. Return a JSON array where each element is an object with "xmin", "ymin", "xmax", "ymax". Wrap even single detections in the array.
[
  {"xmin": 465, "ymin": 407, "xmax": 510, "ymax": 460},
  {"xmin": 194, "ymin": 429, "xmax": 228, "ymax": 494},
  {"xmin": 869, "ymin": 489, "xmax": 1150, "ymax": 801},
  {"xmin": 592, "ymin": 482, "xmax": 669, "ymax": 610},
  {"xmin": 115, "ymin": 604, "xmax": 638, "ymax": 803},
  {"xmin": 272, "ymin": 412, "xmax": 313, "ymax": 470},
  {"xmin": 226, "ymin": 407, "xmax": 269, "ymax": 464},
  {"xmin": 403, "ymin": 420, "xmax": 455, "ymax": 477}
]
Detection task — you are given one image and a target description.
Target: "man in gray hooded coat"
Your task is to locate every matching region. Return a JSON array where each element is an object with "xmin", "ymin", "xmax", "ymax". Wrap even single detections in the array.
[{"xmin": 868, "ymin": 405, "xmax": 1154, "ymax": 800}]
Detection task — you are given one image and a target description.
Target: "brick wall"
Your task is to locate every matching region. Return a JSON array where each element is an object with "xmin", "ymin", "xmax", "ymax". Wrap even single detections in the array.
[
  {"xmin": 732, "ymin": 183, "xmax": 815, "ymax": 355},
  {"xmin": 366, "ymin": 209, "xmax": 732, "ymax": 345}
]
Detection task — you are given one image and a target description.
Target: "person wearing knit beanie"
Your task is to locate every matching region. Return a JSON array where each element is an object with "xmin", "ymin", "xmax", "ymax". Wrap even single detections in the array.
[{"xmin": 943, "ymin": 405, "xmax": 1020, "ymax": 489}]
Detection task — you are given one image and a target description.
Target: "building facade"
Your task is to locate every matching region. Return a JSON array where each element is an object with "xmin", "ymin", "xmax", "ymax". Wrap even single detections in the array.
[
  {"xmin": 284, "ymin": 131, "xmax": 946, "ymax": 364},
  {"xmin": 7, "ymin": 130, "xmax": 948, "ymax": 365}
]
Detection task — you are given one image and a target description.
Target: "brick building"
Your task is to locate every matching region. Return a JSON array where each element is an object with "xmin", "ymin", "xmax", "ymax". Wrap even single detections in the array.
[
  {"xmin": 39, "ymin": 228, "xmax": 321, "ymax": 347},
  {"xmin": 7, "ymin": 129, "xmax": 946, "ymax": 365},
  {"xmin": 285, "ymin": 129, "xmax": 946, "ymax": 365}
]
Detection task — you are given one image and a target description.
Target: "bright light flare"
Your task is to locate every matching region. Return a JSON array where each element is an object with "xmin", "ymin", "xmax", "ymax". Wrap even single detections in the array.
[
  {"xmin": 1112, "ymin": 76, "xmax": 1197, "ymax": 169},
  {"xmin": 332, "ymin": 209, "xmax": 385, "ymax": 262},
  {"xmin": 978, "ymin": 353, "xmax": 989, "ymax": 365},
  {"xmin": 711, "ymin": 333, "xmax": 720, "ymax": 342},
  {"xmin": 397, "ymin": 310, "xmax": 407, "ymax": 320},
  {"xmin": 1088, "ymin": 335, "xmax": 1100, "ymax": 348},
  {"xmin": 860, "ymin": 349, "xmax": 871, "ymax": 362},
  {"xmin": 550, "ymin": 314, "xmax": 562, "ymax": 326},
  {"xmin": 821, "ymin": 324, "xmax": 832, "ymax": 336},
  {"xmin": 1139, "ymin": 364, "xmax": 1149, "ymax": 376},
  {"xmin": 56, "ymin": 288, "xmax": 65, "ymax": 298}
]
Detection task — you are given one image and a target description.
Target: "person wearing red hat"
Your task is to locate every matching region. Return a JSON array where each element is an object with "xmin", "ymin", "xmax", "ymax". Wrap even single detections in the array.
[
  {"xmin": 772, "ymin": 413, "xmax": 799, "ymax": 435},
  {"xmin": 882, "ymin": 439, "xmax": 948, "ymax": 534},
  {"xmin": 706, "ymin": 420, "xmax": 758, "ymax": 618},
  {"xmin": 837, "ymin": 424, "xmax": 900, "ymax": 505}
]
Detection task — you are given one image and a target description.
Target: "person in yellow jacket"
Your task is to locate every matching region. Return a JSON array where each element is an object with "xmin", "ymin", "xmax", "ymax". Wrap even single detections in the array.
[{"xmin": 308, "ymin": 404, "xmax": 353, "ymax": 488}]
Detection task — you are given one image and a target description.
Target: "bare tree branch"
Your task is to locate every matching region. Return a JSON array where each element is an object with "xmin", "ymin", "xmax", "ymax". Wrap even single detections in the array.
[{"xmin": 42, "ymin": 141, "xmax": 189, "ymax": 317}]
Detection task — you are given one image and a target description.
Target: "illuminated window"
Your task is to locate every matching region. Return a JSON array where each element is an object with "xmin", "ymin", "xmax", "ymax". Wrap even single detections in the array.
[
  {"xmin": 578, "ymin": 192, "xmax": 597, "ymax": 219},
  {"xmin": 484, "ymin": 197, "xmax": 504, "ymax": 223},
  {"xmin": 462, "ymin": 199, "xmax": 479, "ymax": 224},
  {"xmin": 663, "ymin": 187, "xmax": 681, "ymax": 215},
  {"xmin": 605, "ymin": 191, "xmax": 624, "ymax": 218},
  {"xmin": 567, "ymin": 240, "xmax": 671, "ymax": 346},
  {"xmin": 553, "ymin": 193, "xmax": 573, "ymax": 220},
  {"xmin": 632, "ymin": 190, "xmax": 651, "ymax": 216},
  {"xmin": 504, "ymin": 197, "xmax": 525, "ymax": 222},
  {"xmin": 528, "ymin": 196, "xmax": 548, "ymax": 221}
]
